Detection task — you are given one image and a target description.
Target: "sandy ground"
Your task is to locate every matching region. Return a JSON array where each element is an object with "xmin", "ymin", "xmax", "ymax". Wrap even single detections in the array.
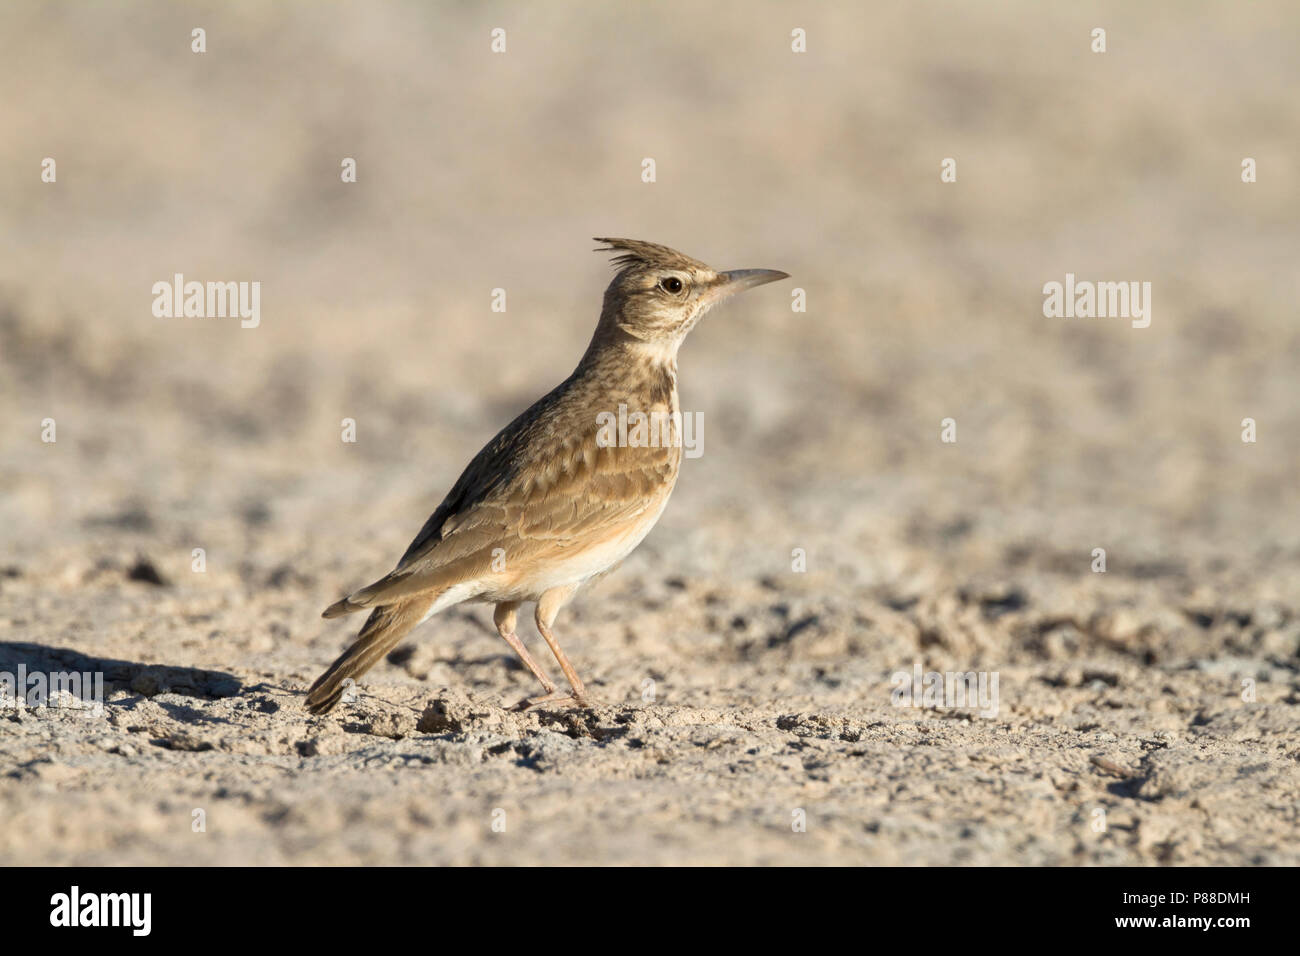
[{"xmin": 2, "ymin": 2, "xmax": 1298, "ymax": 865}]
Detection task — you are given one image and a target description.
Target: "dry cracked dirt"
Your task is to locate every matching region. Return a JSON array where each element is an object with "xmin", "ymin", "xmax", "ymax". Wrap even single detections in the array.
[{"xmin": 2, "ymin": 543, "xmax": 1297, "ymax": 865}]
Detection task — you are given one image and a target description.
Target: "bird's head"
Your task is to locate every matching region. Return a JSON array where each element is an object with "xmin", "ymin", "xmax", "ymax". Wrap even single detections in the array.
[{"xmin": 591, "ymin": 238, "xmax": 788, "ymax": 362}]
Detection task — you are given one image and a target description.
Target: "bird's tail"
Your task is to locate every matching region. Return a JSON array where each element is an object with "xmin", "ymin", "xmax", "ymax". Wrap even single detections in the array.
[{"xmin": 305, "ymin": 593, "xmax": 437, "ymax": 714}]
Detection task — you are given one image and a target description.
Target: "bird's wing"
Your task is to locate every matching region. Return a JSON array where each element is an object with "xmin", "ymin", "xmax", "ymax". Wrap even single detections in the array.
[{"xmin": 324, "ymin": 400, "xmax": 679, "ymax": 615}]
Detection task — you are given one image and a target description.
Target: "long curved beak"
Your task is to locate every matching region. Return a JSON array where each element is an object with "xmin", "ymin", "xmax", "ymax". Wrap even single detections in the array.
[{"xmin": 704, "ymin": 268, "xmax": 790, "ymax": 305}]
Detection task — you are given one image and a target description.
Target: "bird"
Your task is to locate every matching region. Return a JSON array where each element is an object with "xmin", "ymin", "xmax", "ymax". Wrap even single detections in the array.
[{"xmin": 305, "ymin": 238, "xmax": 789, "ymax": 714}]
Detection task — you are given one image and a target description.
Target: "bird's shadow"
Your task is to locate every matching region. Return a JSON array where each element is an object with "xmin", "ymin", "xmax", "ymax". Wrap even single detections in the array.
[{"xmin": 0, "ymin": 642, "xmax": 242, "ymax": 702}]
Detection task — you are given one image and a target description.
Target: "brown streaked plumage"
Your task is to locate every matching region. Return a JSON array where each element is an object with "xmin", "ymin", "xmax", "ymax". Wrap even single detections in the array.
[{"xmin": 306, "ymin": 238, "xmax": 788, "ymax": 714}]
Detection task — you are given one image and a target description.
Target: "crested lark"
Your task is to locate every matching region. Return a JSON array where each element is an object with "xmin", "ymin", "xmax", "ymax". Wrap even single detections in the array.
[{"xmin": 306, "ymin": 239, "xmax": 788, "ymax": 713}]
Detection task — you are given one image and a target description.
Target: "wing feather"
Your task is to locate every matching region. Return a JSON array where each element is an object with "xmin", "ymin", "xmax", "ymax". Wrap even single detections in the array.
[{"xmin": 329, "ymin": 381, "xmax": 681, "ymax": 613}]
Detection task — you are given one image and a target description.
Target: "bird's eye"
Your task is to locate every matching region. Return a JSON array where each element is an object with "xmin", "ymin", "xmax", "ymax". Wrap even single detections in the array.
[{"xmin": 660, "ymin": 277, "xmax": 684, "ymax": 294}]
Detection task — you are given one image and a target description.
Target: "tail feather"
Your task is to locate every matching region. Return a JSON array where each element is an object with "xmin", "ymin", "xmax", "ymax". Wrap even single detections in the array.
[{"xmin": 306, "ymin": 594, "xmax": 437, "ymax": 714}]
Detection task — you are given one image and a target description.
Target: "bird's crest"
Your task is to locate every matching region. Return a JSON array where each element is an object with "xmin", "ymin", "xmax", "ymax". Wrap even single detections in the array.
[{"xmin": 593, "ymin": 238, "xmax": 710, "ymax": 274}]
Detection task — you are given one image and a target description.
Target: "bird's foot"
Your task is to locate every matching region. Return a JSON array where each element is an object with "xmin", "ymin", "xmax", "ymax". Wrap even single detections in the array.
[{"xmin": 511, "ymin": 690, "xmax": 592, "ymax": 711}]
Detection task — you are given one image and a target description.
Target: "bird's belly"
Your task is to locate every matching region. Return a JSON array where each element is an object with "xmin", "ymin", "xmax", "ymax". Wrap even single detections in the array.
[{"xmin": 487, "ymin": 498, "xmax": 670, "ymax": 603}]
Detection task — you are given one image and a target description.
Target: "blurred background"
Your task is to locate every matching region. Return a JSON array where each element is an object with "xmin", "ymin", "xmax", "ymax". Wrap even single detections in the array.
[
  {"xmin": 3, "ymin": 1, "xmax": 1297, "ymax": 576},
  {"xmin": 0, "ymin": 1, "xmax": 1297, "ymax": 864}
]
